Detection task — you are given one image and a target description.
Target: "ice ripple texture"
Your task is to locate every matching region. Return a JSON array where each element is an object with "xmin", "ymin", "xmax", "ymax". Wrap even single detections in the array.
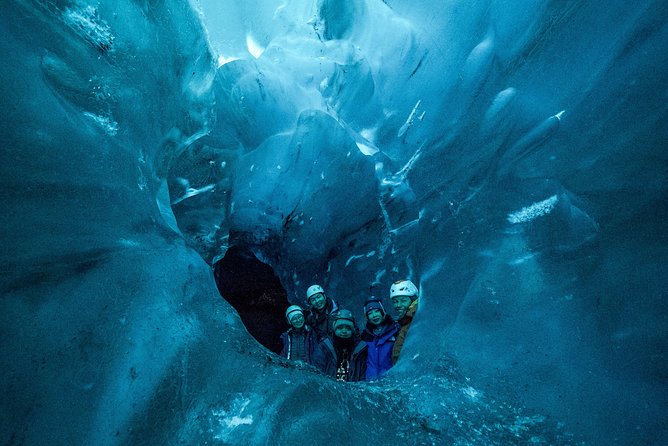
[{"xmin": 1, "ymin": 1, "xmax": 667, "ymax": 445}]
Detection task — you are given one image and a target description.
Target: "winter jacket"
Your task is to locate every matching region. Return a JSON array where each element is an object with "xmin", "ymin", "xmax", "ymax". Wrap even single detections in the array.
[
  {"xmin": 362, "ymin": 316, "xmax": 400, "ymax": 380},
  {"xmin": 391, "ymin": 299, "xmax": 418, "ymax": 364},
  {"xmin": 279, "ymin": 325, "xmax": 318, "ymax": 364},
  {"xmin": 306, "ymin": 298, "xmax": 339, "ymax": 342},
  {"xmin": 312, "ymin": 336, "xmax": 367, "ymax": 382}
]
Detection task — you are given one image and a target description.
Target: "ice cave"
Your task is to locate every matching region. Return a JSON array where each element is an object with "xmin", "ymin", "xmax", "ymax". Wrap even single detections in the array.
[{"xmin": 1, "ymin": 0, "xmax": 667, "ymax": 444}]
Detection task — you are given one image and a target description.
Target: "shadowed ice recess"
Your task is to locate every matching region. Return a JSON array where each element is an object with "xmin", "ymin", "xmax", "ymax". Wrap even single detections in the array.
[{"xmin": 1, "ymin": 0, "xmax": 667, "ymax": 445}]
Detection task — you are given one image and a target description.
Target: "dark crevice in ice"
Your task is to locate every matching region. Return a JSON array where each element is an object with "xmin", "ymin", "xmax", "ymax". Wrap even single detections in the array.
[{"xmin": 213, "ymin": 246, "xmax": 290, "ymax": 353}]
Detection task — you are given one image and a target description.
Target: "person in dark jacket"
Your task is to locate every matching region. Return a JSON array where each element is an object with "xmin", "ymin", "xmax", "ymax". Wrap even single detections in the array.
[
  {"xmin": 280, "ymin": 305, "xmax": 318, "ymax": 364},
  {"xmin": 304, "ymin": 284, "xmax": 338, "ymax": 342},
  {"xmin": 361, "ymin": 298, "xmax": 399, "ymax": 380},
  {"xmin": 313, "ymin": 309, "xmax": 367, "ymax": 382},
  {"xmin": 390, "ymin": 279, "xmax": 419, "ymax": 364}
]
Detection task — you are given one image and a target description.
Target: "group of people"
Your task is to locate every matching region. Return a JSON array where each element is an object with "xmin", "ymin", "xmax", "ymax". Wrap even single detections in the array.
[{"xmin": 279, "ymin": 279, "xmax": 419, "ymax": 382}]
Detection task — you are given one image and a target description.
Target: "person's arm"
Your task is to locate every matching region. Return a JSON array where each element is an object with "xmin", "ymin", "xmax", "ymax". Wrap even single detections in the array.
[
  {"xmin": 306, "ymin": 330, "xmax": 318, "ymax": 364},
  {"xmin": 352, "ymin": 341, "xmax": 368, "ymax": 382},
  {"xmin": 312, "ymin": 342, "xmax": 326, "ymax": 372},
  {"xmin": 279, "ymin": 332, "xmax": 289, "ymax": 358},
  {"xmin": 391, "ymin": 327, "xmax": 406, "ymax": 364},
  {"xmin": 313, "ymin": 340, "xmax": 336, "ymax": 377}
]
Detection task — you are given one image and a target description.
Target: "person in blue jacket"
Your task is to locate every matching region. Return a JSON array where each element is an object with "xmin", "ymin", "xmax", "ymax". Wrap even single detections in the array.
[
  {"xmin": 280, "ymin": 305, "xmax": 318, "ymax": 364},
  {"xmin": 361, "ymin": 298, "xmax": 399, "ymax": 380}
]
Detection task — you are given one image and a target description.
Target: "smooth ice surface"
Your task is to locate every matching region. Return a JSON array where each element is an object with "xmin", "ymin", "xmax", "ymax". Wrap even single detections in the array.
[{"xmin": 1, "ymin": 0, "xmax": 667, "ymax": 445}]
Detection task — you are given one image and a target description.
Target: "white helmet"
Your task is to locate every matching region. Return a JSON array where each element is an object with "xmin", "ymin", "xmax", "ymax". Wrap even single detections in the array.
[
  {"xmin": 390, "ymin": 279, "xmax": 418, "ymax": 300},
  {"xmin": 285, "ymin": 305, "xmax": 304, "ymax": 323},
  {"xmin": 306, "ymin": 284, "xmax": 325, "ymax": 300}
]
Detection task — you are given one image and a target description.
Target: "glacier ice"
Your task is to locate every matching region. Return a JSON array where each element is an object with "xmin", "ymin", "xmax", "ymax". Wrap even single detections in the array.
[{"xmin": 1, "ymin": 0, "xmax": 667, "ymax": 445}]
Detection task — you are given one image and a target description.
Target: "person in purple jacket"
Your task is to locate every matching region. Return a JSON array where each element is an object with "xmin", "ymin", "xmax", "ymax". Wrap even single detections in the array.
[{"xmin": 361, "ymin": 298, "xmax": 399, "ymax": 380}]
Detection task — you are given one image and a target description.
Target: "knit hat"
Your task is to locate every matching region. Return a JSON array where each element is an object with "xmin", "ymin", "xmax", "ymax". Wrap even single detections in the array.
[
  {"xmin": 285, "ymin": 305, "xmax": 304, "ymax": 323},
  {"xmin": 363, "ymin": 298, "xmax": 386, "ymax": 317},
  {"xmin": 333, "ymin": 309, "xmax": 355, "ymax": 330}
]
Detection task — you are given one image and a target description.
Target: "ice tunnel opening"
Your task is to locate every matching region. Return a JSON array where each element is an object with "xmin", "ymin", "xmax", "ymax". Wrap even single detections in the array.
[{"xmin": 213, "ymin": 245, "xmax": 290, "ymax": 354}]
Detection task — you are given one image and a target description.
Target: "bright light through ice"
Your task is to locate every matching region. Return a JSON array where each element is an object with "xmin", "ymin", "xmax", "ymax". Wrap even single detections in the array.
[
  {"xmin": 217, "ymin": 55, "xmax": 240, "ymax": 67},
  {"xmin": 246, "ymin": 34, "xmax": 264, "ymax": 59}
]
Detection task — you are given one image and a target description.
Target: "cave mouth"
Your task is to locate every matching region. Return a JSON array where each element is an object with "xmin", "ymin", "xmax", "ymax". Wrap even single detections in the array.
[{"xmin": 213, "ymin": 246, "xmax": 290, "ymax": 354}]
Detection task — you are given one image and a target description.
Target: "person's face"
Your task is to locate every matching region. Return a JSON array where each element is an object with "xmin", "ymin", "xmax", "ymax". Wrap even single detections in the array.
[
  {"xmin": 289, "ymin": 313, "xmax": 305, "ymax": 329},
  {"xmin": 392, "ymin": 295, "xmax": 413, "ymax": 318},
  {"xmin": 366, "ymin": 308, "xmax": 384, "ymax": 325},
  {"xmin": 309, "ymin": 293, "xmax": 326, "ymax": 311},
  {"xmin": 334, "ymin": 324, "xmax": 353, "ymax": 339}
]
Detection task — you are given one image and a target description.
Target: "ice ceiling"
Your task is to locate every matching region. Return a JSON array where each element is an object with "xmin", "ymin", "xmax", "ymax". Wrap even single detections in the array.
[{"xmin": 1, "ymin": 0, "xmax": 667, "ymax": 445}]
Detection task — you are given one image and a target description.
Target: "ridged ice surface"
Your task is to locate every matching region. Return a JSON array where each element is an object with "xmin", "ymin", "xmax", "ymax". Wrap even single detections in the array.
[{"xmin": 1, "ymin": 1, "xmax": 666, "ymax": 445}]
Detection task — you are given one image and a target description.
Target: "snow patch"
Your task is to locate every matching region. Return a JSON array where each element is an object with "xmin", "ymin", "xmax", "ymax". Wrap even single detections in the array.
[
  {"xmin": 63, "ymin": 5, "xmax": 114, "ymax": 52},
  {"xmin": 212, "ymin": 397, "xmax": 254, "ymax": 440},
  {"xmin": 507, "ymin": 195, "xmax": 558, "ymax": 224},
  {"xmin": 82, "ymin": 112, "xmax": 118, "ymax": 136},
  {"xmin": 508, "ymin": 252, "xmax": 536, "ymax": 265},
  {"xmin": 344, "ymin": 250, "xmax": 376, "ymax": 267},
  {"xmin": 171, "ymin": 184, "xmax": 215, "ymax": 205},
  {"xmin": 462, "ymin": 385, "xmax": 482, "ymax": 401}
]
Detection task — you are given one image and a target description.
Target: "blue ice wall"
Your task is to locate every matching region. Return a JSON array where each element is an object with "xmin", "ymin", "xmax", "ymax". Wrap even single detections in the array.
[{"xmin": 1, "ymin": 0, "xmax": 667, "ymax": 445}]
